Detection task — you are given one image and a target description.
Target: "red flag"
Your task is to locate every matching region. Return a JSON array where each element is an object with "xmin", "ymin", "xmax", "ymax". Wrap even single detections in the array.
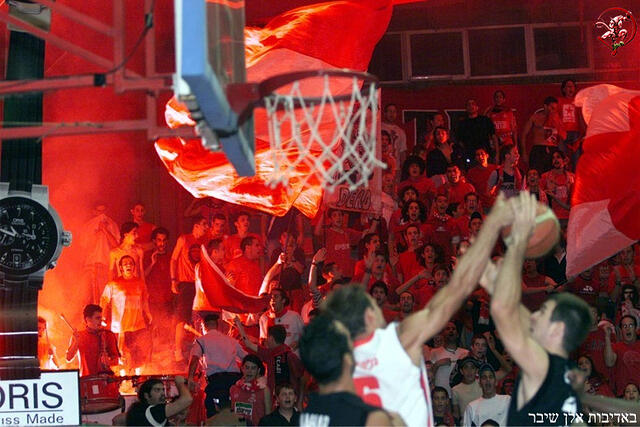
[
  {"xmin": 198, "ymin": 246, "xmax": 269, "ymax": 314},
  {"xmin": 156, "ymin": 0, "xmax": 393, "ymax": 218},
  {"xmin": 566, "ymin": 85, "xmax": 640, "ymax": 276}
]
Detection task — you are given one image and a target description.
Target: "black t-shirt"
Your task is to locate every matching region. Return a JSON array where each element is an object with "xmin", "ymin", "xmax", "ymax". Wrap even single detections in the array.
[
  {"xmin": 301, "ymin": 392, "xmax": 380, "ymax": 426},
  {"xmin": 455, "ymin": 116, "xmax": 496, "ymax": 152},
  {"xmin": 426, "ymin": 148, "xmax": 449, "ymax": 177},
  {"xmin": 126, "ymin": 402, "xmax": 167, "ymax": 426},
  {"xmin": 259, "ymin": 409, "xmax": 300, "ymax": 426},
  {"xmin": 507, "ymin": 353, "xmax": 581, "ymax": 426}
]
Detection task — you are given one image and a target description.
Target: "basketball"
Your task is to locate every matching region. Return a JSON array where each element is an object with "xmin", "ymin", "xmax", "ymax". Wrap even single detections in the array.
[{"xmin": 501, "ymin": 202, "xmax": 561, "ymax": 258}]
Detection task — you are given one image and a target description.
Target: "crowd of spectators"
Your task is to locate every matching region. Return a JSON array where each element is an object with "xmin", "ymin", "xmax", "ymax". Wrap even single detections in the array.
[{"xmin": 65, "ymin": 78, "xmax": 640, "ymax": 425}]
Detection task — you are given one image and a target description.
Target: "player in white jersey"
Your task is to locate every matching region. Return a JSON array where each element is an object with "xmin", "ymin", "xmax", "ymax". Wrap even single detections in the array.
[{"xmin": 324, "ymin": 193, "xmax": 516, "ymax": 427}]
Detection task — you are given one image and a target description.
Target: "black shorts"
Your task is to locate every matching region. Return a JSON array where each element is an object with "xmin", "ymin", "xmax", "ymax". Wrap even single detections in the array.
[
  {"xmin": 174, "ymin": 281, "xmax": 195, "ymax": 323},
  {"xmin": 529, "ymin": 145, "xmax": 554, "ymax": 174}
]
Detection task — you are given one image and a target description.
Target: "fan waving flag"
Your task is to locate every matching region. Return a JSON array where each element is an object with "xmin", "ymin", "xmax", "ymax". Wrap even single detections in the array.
[
  {"xmin": 197, "ymin": 246, "xmax": 270, "ymax": 314},
  {"xmin": 566, "ymin": 85, "xmax": 640, "ymax": 277},
  {"xmin": 156, "ymin": 0, "xmax": 393, "ymax": 218}
]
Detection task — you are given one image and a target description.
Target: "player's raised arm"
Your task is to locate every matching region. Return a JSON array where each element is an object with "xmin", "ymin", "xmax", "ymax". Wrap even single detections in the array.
[
  {"xmin": 398, "ymin": 193, "xmax": 513, "ymax": 363},
  {"xmin": 489, "ymin": 192, "xmax": 549, "ymax": 382}
]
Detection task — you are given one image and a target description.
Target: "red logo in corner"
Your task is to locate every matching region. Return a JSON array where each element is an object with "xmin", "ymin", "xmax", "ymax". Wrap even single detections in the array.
[{"xmin": 595, "ymin": 8, "xmax": 637, "ymax": 55}]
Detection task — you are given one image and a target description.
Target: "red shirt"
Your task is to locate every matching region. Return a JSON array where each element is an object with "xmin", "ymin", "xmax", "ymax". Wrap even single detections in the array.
[
  {"xmin": 567, "ymin": 275, "xmax": 604, "ymax": 306},
  {"xmin": 398, "ymin": 249, "xmax": 421, "ymax": 281},
  {"xmin": 558, "ymin": 97, "xmax": 578, "ymax": 132},
  {"xmin": 522, "ymin": 274, "xmax": 548, "ymax": 312},
  {"xmin": 438, "ymin": 180, "xmax": 475, "ymax": 206},
  {"xmin": 256, "ymin": 344, "xmax": 304, "ymax": 394},
  {"xmin": 225, "ymin": 233, "xmax": 262, "ymax": 263},
  {"xmin": 324, "ymin": 227, "xmax": 361, "ymax": 277},
  {"xmin": 74, "ymin": 329, "xmax": 119, "ymax": 377},
  {"xmin": 135, "ymin": 221, "xmax": 156, "ymax": 245},
  {"xmin": 466, "ymin": 165, "xmax": 497, "ymax": 210},
  {"xmin": 399, "ymin": 177, "xmax": 436, "ymax": 209},
  {"xmin": 230, "ymin": 378, "xmax": 269, "ymax": 426},
  {"xmin": 608, "ymin": 264, "xmax": 640, "ymax": 289},
  {"xmin": 579, "ymin": 327, "xmax": 614, "ymax": 384},
  {"xmin": 143, "ymin": 250, "xmax": 173, "ymax": 304},
  {"xmin": 422, "ymin": 215, "xmax": 459, "ymax": 257},
  {"xmin": 612, "ymin": 340, "xmax": 640, "ymax": 394},
  {"xmin": 226, "ymin": 255, "xmax": 262, "ymax": 296},
  {"xmin": 487, "ymin": 108, "xmax": 517, "ymax": 144},
  {"xmin": 174, "ymin": 233, "xmax": 208, "ymax": 282},
  {"xmin": 355, "ymin": 267, "xmax": 401, "ymax": 303},
  {"xmin": 405, "ymin": 265, "xmax": 437, "ymax": 308},
  {"xmin": 540, "ymin": 170, "xmax": 574, "ymax": 220}
]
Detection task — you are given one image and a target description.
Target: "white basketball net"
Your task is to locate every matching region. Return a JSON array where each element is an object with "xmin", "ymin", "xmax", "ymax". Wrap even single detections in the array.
[{"xmin": 263, "ymin": 73, "xmax": 386, "ymax": 193}]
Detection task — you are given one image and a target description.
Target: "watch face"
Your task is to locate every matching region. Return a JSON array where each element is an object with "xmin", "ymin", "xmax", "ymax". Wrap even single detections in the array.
[{"xmin": 0, "ymin": 196, "xmax": 58, "ymax": 275}]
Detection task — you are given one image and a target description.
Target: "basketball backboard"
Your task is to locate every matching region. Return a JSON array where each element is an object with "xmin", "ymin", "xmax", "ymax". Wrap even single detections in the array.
[{"xmin": 174, "ymin": 0, "xmax": 255, "ymax": 175}]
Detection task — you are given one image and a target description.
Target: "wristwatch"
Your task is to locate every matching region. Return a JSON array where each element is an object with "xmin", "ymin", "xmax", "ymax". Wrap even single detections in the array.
[{"xmin": 0, "ymin": 183, "xmax": 71, "ymax": 379}]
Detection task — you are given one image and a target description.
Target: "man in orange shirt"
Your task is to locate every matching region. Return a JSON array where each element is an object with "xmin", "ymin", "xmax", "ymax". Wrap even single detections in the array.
[
  {"xmin": 439, "ymin": 164, "xmax": 475, "ymax": 206},
  {"xmin": 171, "ymin": 216, "xmax": 209, "ymax": 362},
  {"xmin": 130, "ymin": 203, "xmax": 156, "ymax": 251},
  {"xmin": 226, "ymin": 236, "xmax": 264, "ymax": 296}
]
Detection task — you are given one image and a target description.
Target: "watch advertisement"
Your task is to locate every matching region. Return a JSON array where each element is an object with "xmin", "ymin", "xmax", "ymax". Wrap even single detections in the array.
[{"xmin": 0, "ymin": 370, "xmax": 80, "ymax": 426}]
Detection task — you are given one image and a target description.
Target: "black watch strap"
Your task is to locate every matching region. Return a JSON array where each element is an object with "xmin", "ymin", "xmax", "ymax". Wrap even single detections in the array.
[{"xmin": 0, "ymin": 278, "xmax": 43, "ymax": 380}]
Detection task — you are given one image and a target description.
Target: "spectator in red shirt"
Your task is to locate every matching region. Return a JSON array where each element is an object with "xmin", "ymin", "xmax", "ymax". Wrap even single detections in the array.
[
  {"xmin": 557, "ymin": 79, "xmax": 584, "ymax": 159},
  {"xmin": 423, "ymin": 194, "xmax": 458, "ymax": 258},
  {"xmin": 455, "ymin": 192, "xmax": 481, "ymax": 238},
  {"xmin": 369, "ymin": 281, "xmax": 398, "ymax": 324},
  {"xmin": 521, "ymin": 259, "xmax": 559, "ymax": 312},
  {"xmin": 354, "ymin": 233, "xmax": 382, "ymax": 277},
  {"xmin": 226, "ymin": 236, "xmax": 264, "ymax": 296},
  {"xmin": 605, "ymin": 315, "xmax": 640, "ymax": 395},
  {"xmin": 395, "ymin": 244, "xmax": 441, "ymax": 308},
  {"xmin": 130, "ymin": 203, "xmax": 156, "ymax": 251},
  {"xmin": 236, "ymin": 322, "xmax": 304, "ymax": 399},
  {"xmin": 609, "ymin": 245, "xmax": 640, "ymax": 301},
  {"xmin": 540, "ymin": 149, "xmax": 574, "ymax": 225},
  {"xmin": 397, "ymin": 225, "xmax": 421, "ymax": 282},
  {"xmin": 466, "ymin": 148, "xmax": 497, "ymax": 211},
  {"xmin": 567, "ymin": 266, "xmax": 607, "ymax": 306},
  {"xmin": 439, "ymin": 164, "xmax": 475, "ymax": 206},
  {"xmin": 389, "ymin": 185, "xmax": 418, "ymax": 234},
  {"xmin": 578, "ymin": 304, "xmax": 615, "ymax": 384},
  {"xmin": 65, "ymin": 304, "xmax": 120, "ymax": 376},
  {"xmin": 230, "ymin": 354, "xmax": 271, "ymax": 426},
  {"xmin": 399, "ymin": 156, "xmax": 436, "ymax": 209},
  {"xmin": 226, "ymin": 211, "xmax": 260, "ymax": 262},
  {"xmin": 485, "ymin": 90, "xmax": 518, "ymax": 153},
  {"xmin": 577, "ymin": 354, "xmax": 614, "ymax": 397},
  {"xmin": 357, "ymin": 250, "xmax": 401, "ymax": 300},
  {"xmin": 315, "ymin": 207, "xmax": 372, "ymax": 278}
]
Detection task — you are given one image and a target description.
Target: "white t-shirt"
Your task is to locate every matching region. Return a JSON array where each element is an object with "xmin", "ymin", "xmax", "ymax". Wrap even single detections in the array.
[
  {"xmin": 429, "ymin": 346, "xmax": 469, "ymax": 395},
  {"xmin": 354, "ymin": 323, "xmax": 433, "ymax": 427},
  {"xmin": 190, "ymin": 329, "xmax": 246, "ymax": 377},
  {"xmin": 463, "ymin": 394, "xmax": 511, "ymax": 427},
  {"xmin": 259, "ymin": 309, "xmax": 304, "ymax": 349}
]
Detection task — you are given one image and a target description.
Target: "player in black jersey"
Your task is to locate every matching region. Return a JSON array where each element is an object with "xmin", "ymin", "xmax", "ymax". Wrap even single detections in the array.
[{"xmin": 479, "ymin": 192, "xmax": 592, "ymax": 426}]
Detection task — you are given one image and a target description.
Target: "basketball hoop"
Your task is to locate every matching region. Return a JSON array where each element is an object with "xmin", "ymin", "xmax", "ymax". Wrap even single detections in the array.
[{"xmin": 252, "ymin": 69, "xmax": 386, "ymax": 193}]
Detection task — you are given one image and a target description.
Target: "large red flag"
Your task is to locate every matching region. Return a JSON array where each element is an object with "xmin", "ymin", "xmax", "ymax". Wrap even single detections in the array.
[
  {"xmin": 197, "ymin": 246, "xmax": 270, "ymax": 313},
  {"xmin": 156, "ymin": 0, "xmax": 393, "ymax": 218},
  {"xmin": 566, "ymin": 85, "xmax": 640, "ymax": 276}
]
